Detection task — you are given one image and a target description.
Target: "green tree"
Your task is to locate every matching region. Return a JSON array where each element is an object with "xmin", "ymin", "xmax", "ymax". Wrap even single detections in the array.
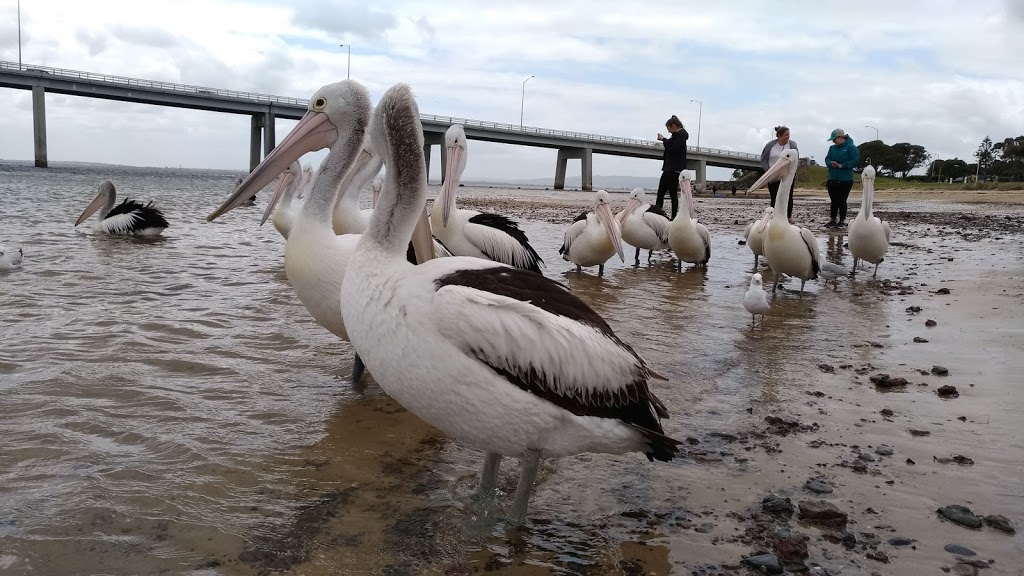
[
  {"xmin": 927, "ymin": 158, "xmax": 970, "ymax": 180},
  {"xmin": 856, "ymin": 140, "xmax": 900, "ymax": 176},
  {"xmin": 890, "ymin": 143, "xmax": 930, "ymax": 178},
  {"xmin": 975, "ymin": 136, "xmax": 995, "ymax": 176}
]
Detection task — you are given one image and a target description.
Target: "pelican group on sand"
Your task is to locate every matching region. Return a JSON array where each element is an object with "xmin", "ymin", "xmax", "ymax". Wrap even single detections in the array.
[
  {"xmin": 848, "ymin": 165, "xmax": 891, "ymax": 278},
  {"xmin": 616, "ymin": 187, "xmax": 670, "ymax": 265},
  {"xmin": 74, "ymin": 180, "xmax": 169, "ymax": 236},
  {"xmin": 560, "ymin": 190, "xmax": 626, "ymax": 275}
]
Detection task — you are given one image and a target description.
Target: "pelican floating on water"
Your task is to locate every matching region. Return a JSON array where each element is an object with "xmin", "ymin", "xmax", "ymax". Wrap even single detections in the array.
[
  {"xmin": 616, "ymin": 188, "xmax": 670, "ymax": 264},
  {"xmin": 430, "ymin": 124, "xmax": 544, "ymax": 273},
  {"xmin": 0, "ymin": 245, "xmax": 23, "ymax": 271},
  {"xmin": 559, "ymin": 190, "xmax": 626, "ymax": 275},
  {"xmin": 743, "ymin": 273, "xmax": 770, "ymax": 327},
  {"xmin": 848, "ymin": 165, "xmax": 891, "ymax": 278},
  {"xmin": 748, "ymin": 149, "xmax": 820, "ymax": 293},
  {"xmin": 74, "ymin": 180, "xmax": 169, "ymax": 236},
  {"xmin": 740, "ymin": 207, "xmax": 773, "ymax": 268},
  {"xmin": 341, "ymin": 82, "xmax": 681, "ymax": 526},
  {"xmin": 667, "ymin": 175, "xmax": 711, "ymax": 270},
  {"xmin": 207, "ymin": 79, "xmax": 440, "ymax": 386}
]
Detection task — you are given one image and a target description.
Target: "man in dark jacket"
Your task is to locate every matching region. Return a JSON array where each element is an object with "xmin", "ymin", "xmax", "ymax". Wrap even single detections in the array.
[{"xmin": 656, "ymin": 115, "xmax": 688, "ymax": 219}]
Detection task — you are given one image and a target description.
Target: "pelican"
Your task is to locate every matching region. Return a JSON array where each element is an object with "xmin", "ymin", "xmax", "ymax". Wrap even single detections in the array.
[
  {"xmin": 207, "ymin": 79, "xmax": 439, "ymax": 386},
  {"xmin": 559, "ymin": 190, "xmax": 626, "ymax": 275},
  {"xmin": 74, "ymin": 180, "xmax": 169, "ymax": 235},
  {"xmin": 264, "ymin": 161, "xmax": 304, "ymax": 239},
  {"xmin": 667, "ymin": 175, "xmax": 711, "ymax": 270},
  {"xmin": 430, "ymin": 124, "xmax": 544, "ymax": 273},
  {"xmin": 818, "ymin": 261, "xmax": 848, "ymax": 290},
  {"xmin": 371, "ymin": 176, "xmax": 383, "ymax": 208},
  {"xmin": 848, "ymin": 165, "xmax": 891, "ymax": 278},
  {"xmin": 743, "ymin": 273, "xmax": 770, "ymax": 327},
  {"xmin": 0, "ymin": 245, "xmax": 23, "ymax": 271},
  {"xmin": 331, "ymin": 138, "xmax": 383, "ymax": 235},
  {"xmin": 748, "ymin": 149, "xmax": 820, "ymax": 293},
  {"xmin": 341, "ymin": 83, "xmax": 681, "ymax": 527},
  {"xmin": 740, "ymin": 207, "xmax": 773, "ymax": 268},
  {"xmin": 615, "ymin": 188, "xmax": 670, "ymax": 265}
]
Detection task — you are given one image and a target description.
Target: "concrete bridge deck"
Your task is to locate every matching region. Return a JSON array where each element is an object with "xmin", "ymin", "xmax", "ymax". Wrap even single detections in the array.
[{"xmin": 0, "ymin": 61, "xmax": 761, "ymax": 189}]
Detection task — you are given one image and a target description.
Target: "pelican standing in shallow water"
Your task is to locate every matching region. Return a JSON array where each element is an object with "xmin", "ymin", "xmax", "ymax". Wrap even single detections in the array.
[
  {"xmin": 616, "ymin": 188, "xmax": 670, "ymax": 265},
  {"xmin": 341, "ymin": 83, "xmax": 681, "ymax": 526},
  {"xmin": 740, "ymin": 207, "xmax": 773, "ymax": 268},
  {"xmin": 430, "ymin": 124, "xmax": 544, "ymax": 273},
  {"xmin": 667, "ymin": 175, "xmax": 711, "ymax": 270},
  {"xmin": 0, "ymin": 245, "xmax": 23, "ymax": 271},
  {"xmin": 743, "ymin": 273, "xmax": 770, "ymax": 327},
  {"xmin": 560, "ymin": 190, "xmax": 626, "ymax": 275},
  {"xmin": 207, "ymin": 79, "xmax": 439, "ymax": 386},
  {"xmin": 74, "ymin": 180, "xmax": 169, "ymax": 235},
  {"xmin": 848, "ymin": 165, "xmax": 891, "ymax": 278},
  {"xmin": 748, "ymin": 149, "xmax": 820, "ymax": 293}
]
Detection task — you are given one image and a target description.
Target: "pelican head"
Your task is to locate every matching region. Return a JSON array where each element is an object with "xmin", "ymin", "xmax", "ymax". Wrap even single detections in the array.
[
  {"xmin": 207, "ymin": 80, "xmax": 372, "ymax": 221},
  {"xmin": 260, "ymin": 159, "xmax": 302, "ymax": 225},
  {"xmin": 615, "ymin": 187, "xmax": 647, "ymax": 223},
  {"xmin": 748, "ymin": 149, "xmax": 800, "ymax": 193},
  {"xmin": 749, "ymin": 273, "xmax": 763, "ymax": 289},
  {"xmin": 679, "ymin": 174, "xmax": 697, "ymax": 218},
  {"xmin": 371, "ymin": 175, "xmax": 384, "ymax": 208},
  {"xmin": 0, "ymin": 245, "xmax": 23, "ymax": 270},
  {"xmin": 439, "ymin": 124, "xmax": 468, "ymax": 227},
  {"xmin": 75, "ymin": 180, "xmax": 116, "ymax": 226},
  {"xmin": 755, "ymin": 207, "xmax": 773, "ymax": 233},
  {"xmin": 594, "ymin": 190, "xmax": 626, "ymax": 263},
  {"xmin": 860, "ymin": 164, "xmax": 876, "ymax": 217}
]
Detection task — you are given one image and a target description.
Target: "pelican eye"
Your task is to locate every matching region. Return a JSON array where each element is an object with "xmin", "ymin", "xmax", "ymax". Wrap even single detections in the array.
[{"xmin": 312, "ymin": 97, "xmax": 327, "ymax": 111}]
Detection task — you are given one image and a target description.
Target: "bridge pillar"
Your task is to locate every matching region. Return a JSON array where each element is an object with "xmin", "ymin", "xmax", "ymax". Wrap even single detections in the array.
[
  {"xmin": 554, "ymin": 147, "xmax": 593, "ymax": 191},
  {"xmin": 422, "ymin": 132, "xmax": 446, "ymax": 182},
  {"xmin": 263, "ymin": 111, "xmax": 276, "ymax": 156},
  {"xmin": 686, "ymin": 158, "xmax": 708, "ymax": 191},
  {"xmin": 249, "ymin": 115, "xmax": 262, "ymax": 172},
  {"xmin": 32, "ymin": 86, "xmax": 47, "ymax": 168}
]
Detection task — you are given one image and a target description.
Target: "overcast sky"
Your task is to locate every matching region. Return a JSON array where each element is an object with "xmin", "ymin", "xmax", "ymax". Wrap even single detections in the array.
[{"xmin": 1, "ymin": 0, "xmax": 1022, "ymax": 182}]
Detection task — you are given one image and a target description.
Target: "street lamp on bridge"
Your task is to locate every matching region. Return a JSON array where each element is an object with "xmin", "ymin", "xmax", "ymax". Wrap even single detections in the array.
[
  {"xmin": 520, "ymin": 75, "xmax": 534, "ymax": 129},
  {"xmin": 864, "ymin": 124, "xmax": 879, "ymax": 141},
  {"xmin": 339, "ymin": 44, "xmax": 351, "ymax": 79},
  {"xmin": 690, "ymin": 99, "xmax": 703, "ymax": 150}
]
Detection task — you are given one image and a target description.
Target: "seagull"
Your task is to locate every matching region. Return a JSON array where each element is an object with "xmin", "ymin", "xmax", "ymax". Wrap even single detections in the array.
[{"xmin": 743, "ymin": 273, "xmax": 771, "ymax": 328}]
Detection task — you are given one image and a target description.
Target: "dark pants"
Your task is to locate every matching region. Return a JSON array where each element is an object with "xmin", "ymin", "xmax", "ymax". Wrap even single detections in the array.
[
  {"xmin": 656, "ymin": 170, "xmax": 680, "ymax": 219},
  {"xmin": 767, "ymin": 180, "xmax": 794, "ymax": 219},
  {"xmin": 826, "ymin": 180, "xmax": 854, "ymax": 222}
]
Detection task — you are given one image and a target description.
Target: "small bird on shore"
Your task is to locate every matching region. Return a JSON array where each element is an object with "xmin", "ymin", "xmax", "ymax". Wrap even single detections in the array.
[
  {"xmin": 743, "ymin": 273, "xmax": 771, "ymax": 328},
  {"xmin": 818, "ymin": 261, "xmax": 848, "ymax": 290},
  {"xmin": 0, "ymin": 245, "xmax": 23, "ymax": 271}
]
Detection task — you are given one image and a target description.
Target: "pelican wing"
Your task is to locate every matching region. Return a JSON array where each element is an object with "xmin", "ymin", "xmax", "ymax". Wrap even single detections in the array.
[
  {"xmin": 432, "ymin": 266, "xmax": 679, "ymax": 461},
  {"xmin": 696, "ymin": 223, "xmax": 711, "ymax": 263},
  {"xmin": 102, "ymin": 199, "xmax": 169, "ymax": 234},
  {"xmin": 463, "ymin": 213, "xmax": 544, "ymax": 273},
  {"xmin": 559, "ymin": 214, "xmax": 589, "ymax": 256},
  {"xmin": 641, "ymin": 207, "xmax": 671, "ymax": 243},
  {"xmin": 882, "ymin": 220, "xmax": 892, "ymax": 243},
  {"xmin": 741, "ymin": 221, "xmax": 753, "ymax": 242},
  {"xmin": 799, "ymin": 227, "xmax": 821, "ymax": 277}
]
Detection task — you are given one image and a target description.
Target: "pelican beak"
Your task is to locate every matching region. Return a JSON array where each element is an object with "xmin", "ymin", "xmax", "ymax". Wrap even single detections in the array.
[
  {"xmin": 615, "ymin": 197, "xmax": 641, "ymax": 223},
  {"xmin": 748, "ymin": 157, "xmax": 792, "ymax": 193},
  {"xmin": 74, "ymin": 190, "xmax": 107, "ymax": 226},
  {"xmin": 371, "ymin": 182, "xmax": 382, "ymax": 208},
  {"xmin": 755, "ymin": 211, "xmax": 772, "ymax": 233},
  {"xmin": 260, "ymin": 171, "xmax": 296, "ymax": 226},
  {"xmin": 207, "ymin": 110, "xmax": 338, "ymax": 222},
  {"xmin": 410, "ymin": 205, "xmax": 436, "ymax": 263},
  {"xmin": 597, "ymin": 202, "xmax": 626, "ymax": 262},
  {"xmin": 439, "ymin": 143, "xmax": 463, "ymax": 227},
  {"xmin": 681, "ymin": 180, "xmax": 697, "ymax": 219}
]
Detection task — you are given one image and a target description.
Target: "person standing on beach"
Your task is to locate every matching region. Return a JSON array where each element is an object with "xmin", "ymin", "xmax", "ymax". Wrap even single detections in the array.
[
  {"xmin": 759, "ymin": 126, "xmax": 798, "ymax": 221},
  {"xmin": 656, "ymin": 115, "xmax": 688, "ymax": 219},
  {"xmin": 823, "ymin": 128, "xmax": 860, "ymax": 228}
]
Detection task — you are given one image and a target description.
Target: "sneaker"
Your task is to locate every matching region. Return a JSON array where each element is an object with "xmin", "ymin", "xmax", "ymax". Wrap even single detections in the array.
[
  {"xmin": 825, "ymin": 221, "xmax": 836, "ymax": 229},
  {"xmin": 837, "ymin": 220, "xmax": 847, "ymax": 228}
]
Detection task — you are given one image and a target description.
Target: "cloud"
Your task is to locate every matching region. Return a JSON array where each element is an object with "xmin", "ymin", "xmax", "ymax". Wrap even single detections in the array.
[{"xmin": 290, "ymin": 0, "xmax": 398, "ymax": 40}]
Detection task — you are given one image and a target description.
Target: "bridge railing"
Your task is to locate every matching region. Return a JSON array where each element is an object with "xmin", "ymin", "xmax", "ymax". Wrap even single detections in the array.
[{"xmin": 0, "ymin": 60, "xmax": 759, "ymax": 160}]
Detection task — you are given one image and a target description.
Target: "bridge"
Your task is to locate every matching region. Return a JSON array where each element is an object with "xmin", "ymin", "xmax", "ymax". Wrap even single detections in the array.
[{"xmin": 0, "ymin": 61, "xmax": 761, "ymax": 190}]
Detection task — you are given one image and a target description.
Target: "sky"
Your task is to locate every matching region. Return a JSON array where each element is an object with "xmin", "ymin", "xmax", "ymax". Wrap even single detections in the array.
[{"xmin": 1, "ymin": 0, "xmax": 1022, "ymax": 183}]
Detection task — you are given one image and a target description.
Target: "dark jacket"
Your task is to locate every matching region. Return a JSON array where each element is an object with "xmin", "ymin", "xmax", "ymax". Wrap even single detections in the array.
[
  {"xmin": 824, "ymin": 137, "xmax": 860, "ymax": 181},
  {"xmin": 661, "ymin": 128, "xmax": 688, "ymax": 172}
]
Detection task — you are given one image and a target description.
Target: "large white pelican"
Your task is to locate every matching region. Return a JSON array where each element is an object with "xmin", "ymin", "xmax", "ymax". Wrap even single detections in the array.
[
  {"xmin": 848, "ymin": 165, "xmax": 891, "ymax": 278},
  {"xmin": 740, "ymin": 207, "xmax": 773, "ymax": 268},
  {"xmin": 430, "ymin": 124, "xmax": 544, "ymax": 273},
  {"xmin": 331, "ymin": 138, "xmax": 383, "ymax": 235},
  {"xmin": 615, "ymin": 188, "xmax": 670, "ymax": 265},
  {"xmin": 341, "ymin": 83, "xmax": 680, "ymax": 526},
  {"xmin": 207, "ymin": 79, "xmax": 438, "ymax": 386},
  {"xmin": 0, "ymin": 245, "xmax": 23, "ymax": 271},
  {"xmin": 559, "ymin": 190, "xmax": 626, "ymax": 275},
  {"xmin": 748, "ymin": 149, "xmax": 820, "ymax": 293},
  {"xmin": 667, "ymin": 175, "xmax": 711, "ymax": 270},
  {"xmin": 74, "ymin": 180, "xmax": 169, "ymax": 235},
  {"xmin": 263, "ymin": 160, "xmax": 304, "ymax": 239}
]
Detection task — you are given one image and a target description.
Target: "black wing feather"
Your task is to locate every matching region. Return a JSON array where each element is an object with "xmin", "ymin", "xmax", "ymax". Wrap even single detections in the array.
[
  {"xmin": 466, "ymin": 213, "xmax": 544, "ymax": 273},
  {"xmin": 107, "ymin": 198, "xmax": 169, "ymax": 230}
]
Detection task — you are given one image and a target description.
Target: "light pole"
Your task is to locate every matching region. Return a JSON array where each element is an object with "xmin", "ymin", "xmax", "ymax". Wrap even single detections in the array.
[
  {"xmin": 520, "ymin": 75, "xmax": 533, "ymax": 129},
  {"xmin": 864, "ymin": 124, "xmax": 879, "ymax": 141},
  {"xmin": 690, "ymin": 99, "xmax": 703, "ymax": 149},
  {"xmin": 339, "ymin": 44, "xmax": 351, "ymax": 79},
  {"xmin": 18, "ymin": 0, "xmax": 22, "ymax": 68}
]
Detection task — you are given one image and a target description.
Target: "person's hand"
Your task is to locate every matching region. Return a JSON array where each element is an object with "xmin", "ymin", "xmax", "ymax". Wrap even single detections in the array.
[
  {"xmin": 830, "ymin": 161, "xmax": 840, "ymax": 168},
  {"xmin": 657, "ymin": 133, "xmax": 664, "ymax": 141}
]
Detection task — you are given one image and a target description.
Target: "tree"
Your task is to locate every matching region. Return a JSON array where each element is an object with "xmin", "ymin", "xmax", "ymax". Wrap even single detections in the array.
[
  {"xmin": 975, "ymin": 136, "xmax": 995, "ymax": 176},
  {"xmin": 856, "ymin": 140, "xmax": 901, "ymax": 176},
  {"xmin": 927, "ymin": 158, "xmax": 970, "ymax": 180},
  {"xmin": 890, "ymin": 143, "xmax": 930, "ymax": 178},
  {"xmin": 993, "ymin": 135, "xmax": 1024, "ymax": 160}
]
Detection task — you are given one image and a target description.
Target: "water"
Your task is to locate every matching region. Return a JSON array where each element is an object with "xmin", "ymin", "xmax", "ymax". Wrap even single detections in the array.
[{"xmin": 1, "ymin": 163, "xmax": 1022, "ymax": 574}]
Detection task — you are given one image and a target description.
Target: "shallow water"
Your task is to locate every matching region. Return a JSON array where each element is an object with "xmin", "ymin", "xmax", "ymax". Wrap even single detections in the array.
[{"xmin": 1, "ymin": 164, "xmax": 1022, "ymax": 575}]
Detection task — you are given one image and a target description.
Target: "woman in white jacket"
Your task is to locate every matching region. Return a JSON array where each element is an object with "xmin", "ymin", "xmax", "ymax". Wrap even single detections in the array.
[{"xmin": 759, "ymin": 126, "xmax": 799, "ymax": 221}]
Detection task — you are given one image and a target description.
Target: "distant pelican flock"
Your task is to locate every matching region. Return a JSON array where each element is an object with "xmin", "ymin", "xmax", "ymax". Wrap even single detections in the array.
[{"xmin": 74, "ymin": 180, "xmax": 169, "ymax": 236}]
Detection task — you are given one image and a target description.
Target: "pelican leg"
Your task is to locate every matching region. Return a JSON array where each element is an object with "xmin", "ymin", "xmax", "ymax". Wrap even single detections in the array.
[
  {"xmin": 772, "ymin": 275, "xmax": 780, "ymax": 293},
  {"xmin": 351, "ymin": 354, "xmax": 366, "ymax": 385},
  {"xmin": 508, "ymin": 449, "xmax": 542, "ymax": 526},
  {"xmin": 852, "ymin": 258, "xmax": 858, "ymax": 274},
  {"xmin": 753, "ymin": 254, "xmax": 759, "ymax": 269},
  {"xmin": 634, "ymin": 247, "xmax": 641, "ymax": 265},
  {"xmin": 478, "ymin": 452, "xmax": 503, "ymax": 499},
  {"xmin": 598, "ymin": 264, "xmax": 604, "ymax": 276},
  {"xmin": 873, "ymin": 263, "xmax": 879, "ymax": 278},
  {"xmin": 799, "ymin": 279, "xmax": 806, "ymax": 293},
  {"xmin": 647, "ymin": 250, "xmax": 654, "ymax": 264},
  {"xmin": 576, "ymin": 264, "xmax": 582, "ymax": 274}
]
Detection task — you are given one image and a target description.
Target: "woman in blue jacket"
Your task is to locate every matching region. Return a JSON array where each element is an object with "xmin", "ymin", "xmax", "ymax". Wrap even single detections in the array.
[{"xmin": 823, "ymin": 128, "xmax": 860, "ymax": 228}]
